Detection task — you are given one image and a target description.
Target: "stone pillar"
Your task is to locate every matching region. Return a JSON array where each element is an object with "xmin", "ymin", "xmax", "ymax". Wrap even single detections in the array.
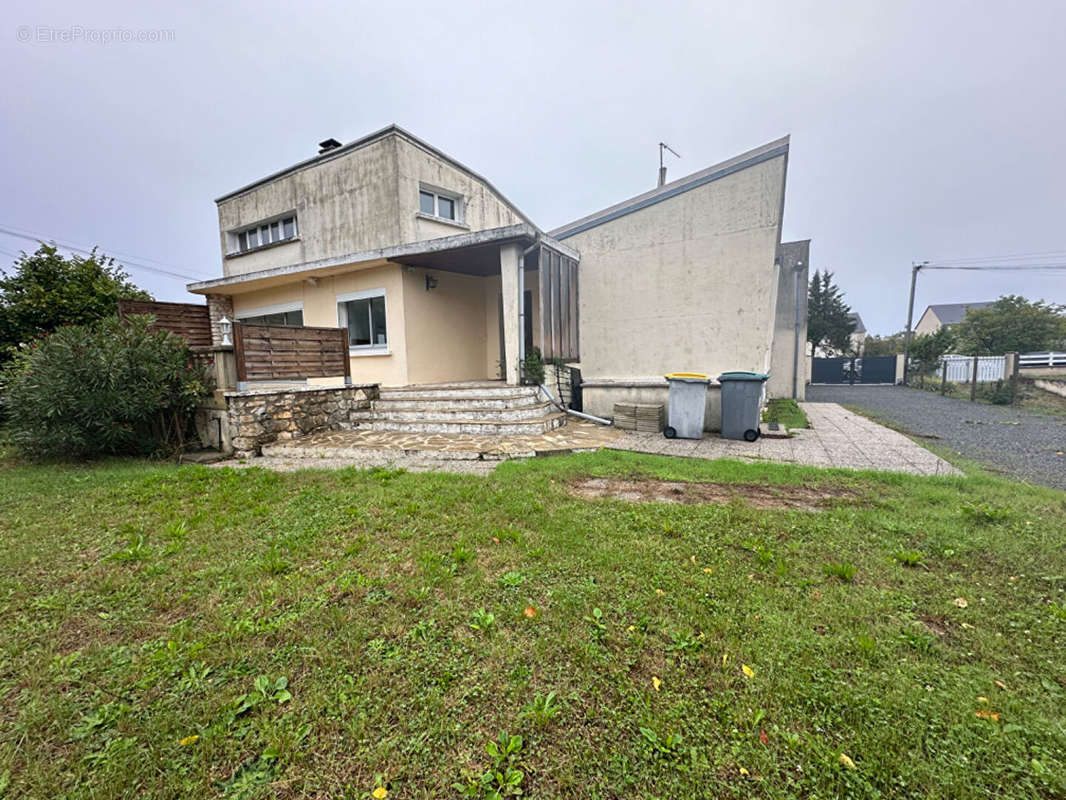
[
  {"xmin": 207, "ymin": 294, "xmax": 234, "ymax": 346},
  {"xmin": 499, "ymin": 243, "xmax": 523, "ymax": 385}
]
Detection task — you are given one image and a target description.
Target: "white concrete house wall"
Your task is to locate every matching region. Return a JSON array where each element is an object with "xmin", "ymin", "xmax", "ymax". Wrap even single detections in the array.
[{"xmin": 551, "ymin": 137, "xmax": 790, "ymax": 427}]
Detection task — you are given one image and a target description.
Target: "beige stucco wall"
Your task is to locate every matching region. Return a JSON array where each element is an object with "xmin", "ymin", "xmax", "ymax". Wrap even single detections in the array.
[
  {"xmin": 216, "ymin": 131, "xmax": 526, "ymax": 278},
  {"xmin": 402, "ymin": 267, "xmax": 491, "ymax": 384},
  {"xmin": 230, "ymin": 263, "xmax": 410, "ymax": 386},
  {"xmin": 914, "ymin": 309, "xmax": 941, "ymax": 336},
  {"xmin": 562, "ymin": 154, "xmax": 787, "ymax": 384}
]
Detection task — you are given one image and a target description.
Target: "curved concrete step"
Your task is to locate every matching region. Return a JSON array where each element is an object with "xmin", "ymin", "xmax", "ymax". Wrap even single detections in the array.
[
  {"xmin": 373, "ymin": 394, "xmax": 544, "ymax": 410},
  {"xmin": 353, "ymin": 413, "xmax": 566, "ymax": 436},
  {"xmin": 358, "ymin": 401, "xmax": 554, "ymax": 423},
  {"xmin": 379, "ymin": 385, "xmax": 539, "ymax": 401}
]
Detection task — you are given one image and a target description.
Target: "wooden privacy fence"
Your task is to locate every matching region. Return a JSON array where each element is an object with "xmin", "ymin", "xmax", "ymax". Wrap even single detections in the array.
[
  {"xmin": 117, "ymin": 299, "xmax": 212, "ymax": 349},
  {"xmin": 233, "ymin": 322, "xmax": 351, "ymax": 387}
]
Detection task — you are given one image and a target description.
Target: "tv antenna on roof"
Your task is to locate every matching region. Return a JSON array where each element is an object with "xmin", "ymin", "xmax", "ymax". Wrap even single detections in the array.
[{"xmin": 658, "ymin": 142, "xmax": 680, "ymax": 187}]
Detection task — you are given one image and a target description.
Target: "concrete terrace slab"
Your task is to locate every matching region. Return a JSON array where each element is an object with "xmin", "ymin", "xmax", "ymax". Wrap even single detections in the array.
[{"xmin": 608, "ymin": 403, "xmax": 959, "ymax": 478}]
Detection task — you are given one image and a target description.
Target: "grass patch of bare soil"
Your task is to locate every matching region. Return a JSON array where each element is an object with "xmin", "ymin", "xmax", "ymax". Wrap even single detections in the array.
[{"xmin": 570, "ymin": 476, "xmax": 855, "ymax": 510}]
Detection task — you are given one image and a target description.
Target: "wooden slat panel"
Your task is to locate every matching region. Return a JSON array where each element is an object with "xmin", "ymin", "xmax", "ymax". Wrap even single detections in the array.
[
  {"xmin": 559, "ymin": 258, "xmax": 570, "ymax": 361},
  {"xmin": 118, "ymin": 299, "xmax": 212, "ymax": 348},
  {"xmin": 234, "ymin": 322, "xmax": 349, "ymax": 382},
  {"xmin": 551, "ymin": 252, "xmax": 562, "ymax": 361},
  {"xmin": 538, "ymin": 256, "xmax": 549, "ymax": 359},
  {"xmin": 569, "ymin": 258, "xmax": 580, "ymax": 362}
]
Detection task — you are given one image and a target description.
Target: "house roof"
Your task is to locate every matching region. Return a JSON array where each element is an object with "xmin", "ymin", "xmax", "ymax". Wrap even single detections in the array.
[
  {"xmin": 848, "ymin": 312, "xmax": 866, "ymax": 334},
  {"xmin": 214, "ymin": 123, "xmax": 535, "ymax": 228},
  {"xmin": 549, "ymin": 136, "xmax": 790, "ymax": 240},
  {"xmin": 186, "ymin": 224, "xmax": 579, "ymax": 295},
  {"xmin": 924, "ymin": 301, "xmax": 994, "ymax": 325}
]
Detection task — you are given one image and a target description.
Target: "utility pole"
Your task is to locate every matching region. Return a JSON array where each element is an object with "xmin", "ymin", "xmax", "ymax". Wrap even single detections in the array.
[{"xmin": 902, "ymin": 261, "xmax": 926, "ymax": 384}]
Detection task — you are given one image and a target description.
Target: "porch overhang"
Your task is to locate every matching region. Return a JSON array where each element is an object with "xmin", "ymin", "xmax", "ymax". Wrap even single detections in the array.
[{"xmin": 186, "ymin": 224, "xmax": 578, "ymax": 295}]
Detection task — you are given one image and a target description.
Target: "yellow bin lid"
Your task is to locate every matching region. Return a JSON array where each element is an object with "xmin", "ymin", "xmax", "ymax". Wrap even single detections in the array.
[{"xmin": 665, "ymin": 372, "xmax": 709, "ymax": 379}]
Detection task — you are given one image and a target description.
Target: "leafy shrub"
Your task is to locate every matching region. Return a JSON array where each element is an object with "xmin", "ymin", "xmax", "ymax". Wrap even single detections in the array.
[
  {"xmin": 979, "ymin": 379, "xmax": 1015, "ymax": 405},
  {"xmin": 1, "ymin": 315, "xmax": 212, "ymax": 458},
  {"xmin": 522, "ymin": 346, "xmax": 545, "ymax": 385}
]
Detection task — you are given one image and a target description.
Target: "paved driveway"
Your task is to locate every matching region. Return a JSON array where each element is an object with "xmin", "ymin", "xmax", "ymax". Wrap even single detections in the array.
[
  {"xmin": 806, "ymin": 385, "xmax": 1066, "ymax": 491},
  {"xmin": 611, "ymin": 403, "xmax": 957, "ymax": 477}
]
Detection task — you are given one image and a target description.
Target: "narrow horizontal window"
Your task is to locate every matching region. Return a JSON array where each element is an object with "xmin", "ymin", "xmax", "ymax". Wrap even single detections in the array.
[
  {"xmin": 238, "ymin": 309, "xmax": 304, "ymax": 327},
  {"xmin": 231, "ymin": 213, "xmax": 298, "ymax": 254}
]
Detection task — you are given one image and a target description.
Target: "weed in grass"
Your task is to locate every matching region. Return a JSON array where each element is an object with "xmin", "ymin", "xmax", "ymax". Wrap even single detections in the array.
[
  {"xmin": 469, "ymin": 607, "xmax": 496, "ymax": 633},
  {"xmin": 409, "ymin": 618, "xmax": 436, "ymax": 642},
  {"xmin": 455, "ymin": 731, "xmax": 524, "ymax": 798},
  {"xmin": 893, "ymin": 549, "xmax": 925, "ymax": 567},
  {"xmin": 110, "ymin": 535, "xmax": 150, "ymax": 563},
  {"xmin": 638, "ymin": 726, "xmax": 685, "ymax": 761},
  {"xmin": 855, "ymin": 634, "xmax": 877, "ymax": 658},
  {"xmin": 498, "ymin": 570, "xmax": 524, "ymax": 589},
  {"xmin": 666, "ymin": 630, "xmax": 704, "ymax": 663},
  {"xmin": 258, "ymin": 547, "xmax": 291, "ymax": 575},
  {"xmin": 960, "ymin": 500, "xmax": 1011, "ymax": 525},
  {"xmin": 584, "ymin": 607, "xmax": 607, "ymax": 641},
  {"xmin": 450, "ymin": 544, "xmax": 475, "ymax": 567},
  {"xmin": 522, "ymin": 690, "xmax": 563, "ymax": 727},
  {"xmin": 823, "ymin": 561, "xmax": 857, "ymax": 582}
]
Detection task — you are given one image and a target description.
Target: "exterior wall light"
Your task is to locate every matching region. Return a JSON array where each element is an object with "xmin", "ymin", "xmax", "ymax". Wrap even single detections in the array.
[
  {"xmin": 425, "ymin": 275, "xmax": 439, "ymax": 291},
  {"xmin": 219, "ymin": 316, "xmax": 233, "ymax": 346}
]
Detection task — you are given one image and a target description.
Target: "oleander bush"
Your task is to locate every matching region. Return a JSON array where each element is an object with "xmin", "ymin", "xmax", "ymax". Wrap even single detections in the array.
[{"xmin": 0, "ymin": 314, "xmax": 211, "ymax": 458}]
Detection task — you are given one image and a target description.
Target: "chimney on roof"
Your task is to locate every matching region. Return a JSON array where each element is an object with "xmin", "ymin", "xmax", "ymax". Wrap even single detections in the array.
[{"xmin": 318, "ymin": 138, "xmax": 342, "ymax": 155}]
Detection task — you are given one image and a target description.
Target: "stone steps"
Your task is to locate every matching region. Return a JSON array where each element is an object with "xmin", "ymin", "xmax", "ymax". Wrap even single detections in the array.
[
  {"xmin": 353, "ymin": 413, "xmax": 566, "ymax": 436},
  {"xmin": 378, "ymin": 384, "xmax": 539, "ymax": 401},
  {"xmin": 352, "ymin": 383, "xmax": 561, "ymax": 435},
  {"xmin": 357, "ymin": 400, "xmax": 553, "ymax": 423}
]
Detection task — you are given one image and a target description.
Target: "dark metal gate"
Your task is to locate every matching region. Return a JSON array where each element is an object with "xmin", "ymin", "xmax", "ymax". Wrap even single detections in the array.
[{"xmin": 811, "ymin": 356, "xmax": 896, "ymax": 385}]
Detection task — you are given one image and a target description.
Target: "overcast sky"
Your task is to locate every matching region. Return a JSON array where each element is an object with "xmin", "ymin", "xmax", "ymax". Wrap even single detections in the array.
[{"xmin": 3, "ymin": 0, "xmax": 1064, "ymax": 334}]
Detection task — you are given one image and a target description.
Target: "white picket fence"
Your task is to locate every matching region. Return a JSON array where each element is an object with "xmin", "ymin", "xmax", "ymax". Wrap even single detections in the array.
[
  {"xmin": 941, "ymin": 355, "xmax": 1006, "ymax": 383},
  {"xmin": 1019, "ymin": 351, "xmax": 1066, "ymax": 369}
]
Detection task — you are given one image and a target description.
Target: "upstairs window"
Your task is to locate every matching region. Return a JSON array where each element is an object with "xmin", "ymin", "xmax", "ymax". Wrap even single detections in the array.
[
  {"xmin": 418, "ymin": 187, "xmax": 461, "ymax": 222},
  {"xmin": 231, "ymin": 214, "xmax": 298, "ymax": 254}
]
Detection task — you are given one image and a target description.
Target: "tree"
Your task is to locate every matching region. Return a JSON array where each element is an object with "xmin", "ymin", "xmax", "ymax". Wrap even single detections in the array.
[
  {"xmin": 954, "ymin": 295, "xmax": 1066, "ymax": 355},
  {"xmin": 807, "ymin": 270, "xmax": 855, "ymax": 355},
  {"xmin": 0, "ymin": 244, "xmax": 150, "ymax": 362},
  {"xmin": 863, "ymin": 331, "xmax": 908, "ymax": 356},
  {"xmin": 908, "ymin": 326, "xmax": 956, "ymax": 373}
]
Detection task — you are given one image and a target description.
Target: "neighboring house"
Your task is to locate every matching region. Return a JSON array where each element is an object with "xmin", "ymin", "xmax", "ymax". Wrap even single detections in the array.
[
  {"xmin": 914, "ymin": 301, "xmax": 993, "ymax": 336},
  {"xmin": 810, "ymin": 311, "xmax": 865, "ymax": 358},
  {"xmin": 848, "ymin": 312, "xmax": 867, "ymax": 354},
  {"xmin": 187, "ymin": 124, "xmax": 800, "ymax": 428}
]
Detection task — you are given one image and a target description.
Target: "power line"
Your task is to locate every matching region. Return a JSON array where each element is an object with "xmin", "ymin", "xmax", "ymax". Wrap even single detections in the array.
[
  {"xmin": 0, "ymin": 226, "xmax": 208, "ymax": 282},
  {"xmin": 927, "ymin": 249, "xmax": 1066, "ymax": 266},
  {"xmin": 0, "ymin": 222, "xmax": 213, "ymax": 277},
  {"xmin": 923, "ymin": 263, "xmax": 1066, "ymax": 271}
]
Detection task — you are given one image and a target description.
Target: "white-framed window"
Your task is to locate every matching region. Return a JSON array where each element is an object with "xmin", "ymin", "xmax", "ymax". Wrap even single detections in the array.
[
  {"xmin": 228, "ymin": 213, "xmax": 298, "ymax": 255},
  {"xmin": 235, "ymin": 301, "xmax": 304, "ymax": 327},
  {"xmin": 417, "ymin": 185, "xmax": 463, "ymax": 223},
  {"xmin": 337, "ymin": 289, "xmax": 388, "ymax": 354}
]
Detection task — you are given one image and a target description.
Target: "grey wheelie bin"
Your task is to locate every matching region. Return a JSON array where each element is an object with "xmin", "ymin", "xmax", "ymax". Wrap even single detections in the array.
[
  {"xmin": 662, "ymin": 373, "xmax": 710, "ymax": 439},
  {"xmin": 718, "ymin": 371, "xmax": 768, "ymax": 442}
]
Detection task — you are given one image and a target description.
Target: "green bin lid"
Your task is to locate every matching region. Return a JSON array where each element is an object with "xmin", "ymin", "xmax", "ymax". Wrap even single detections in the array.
[{"xmin": 717, "ymin": 371, "xmax": 769, "ymax": 382}]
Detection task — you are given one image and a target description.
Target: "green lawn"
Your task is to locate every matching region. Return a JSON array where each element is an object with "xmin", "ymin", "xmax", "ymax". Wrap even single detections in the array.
[{"xmin": 1, "ymin": 452, "xmax": 1064, "ymax": 799}]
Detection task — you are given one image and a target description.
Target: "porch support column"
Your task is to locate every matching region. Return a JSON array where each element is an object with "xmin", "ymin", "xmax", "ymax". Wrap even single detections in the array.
[{"xmin": 499, "ymin": 242, "xmax": 523, "ymax": 385}]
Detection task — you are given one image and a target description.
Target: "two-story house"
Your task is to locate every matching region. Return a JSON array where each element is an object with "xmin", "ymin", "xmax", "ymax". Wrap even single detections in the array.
[{"xmin": 188, "ymin": 124, "xmax": 800, "ymax": 427}]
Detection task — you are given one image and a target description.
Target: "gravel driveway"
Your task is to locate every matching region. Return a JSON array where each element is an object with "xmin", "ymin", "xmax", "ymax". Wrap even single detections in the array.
[{"xmin": 805, "ymin": 385, "xmax": 1066, "ymax": 491}]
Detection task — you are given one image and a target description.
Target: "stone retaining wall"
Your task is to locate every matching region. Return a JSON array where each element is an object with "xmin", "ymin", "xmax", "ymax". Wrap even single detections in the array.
[{"xmin": 225, "ymin": 384, "xmax": 378, "ymax": 458}]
